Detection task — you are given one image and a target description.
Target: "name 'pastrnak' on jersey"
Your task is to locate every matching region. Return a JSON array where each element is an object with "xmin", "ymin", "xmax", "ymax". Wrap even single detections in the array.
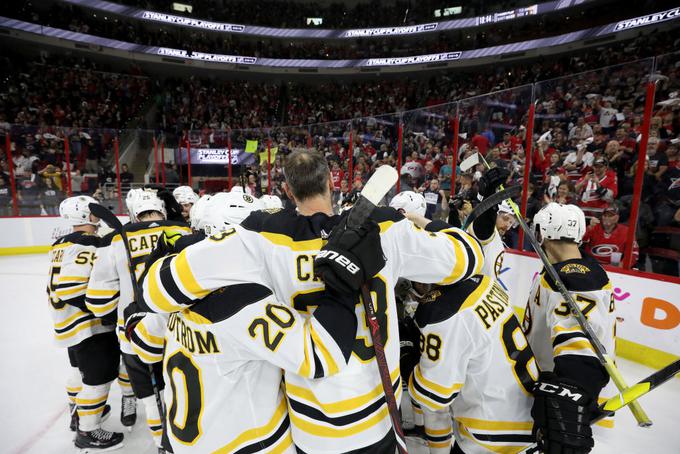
[{"xmin": 410, "ymin": 275, "xmax": 536, "ymax": 453}]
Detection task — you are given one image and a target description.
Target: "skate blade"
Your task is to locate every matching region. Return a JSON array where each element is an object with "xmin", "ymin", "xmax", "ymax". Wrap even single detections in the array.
[{"xmin": 78, "ymin": 442, "xmax": 124, "ymax": 453}]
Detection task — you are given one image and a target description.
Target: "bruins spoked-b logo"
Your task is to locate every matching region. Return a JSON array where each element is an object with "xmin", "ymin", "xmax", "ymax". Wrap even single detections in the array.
[
  {"xmin": 494, "ymin": 251, "xmax": 505, "ymax": 278},
  {"xmin": 243, "ymin": 194, "xmax": 254, "ymax": 203}
]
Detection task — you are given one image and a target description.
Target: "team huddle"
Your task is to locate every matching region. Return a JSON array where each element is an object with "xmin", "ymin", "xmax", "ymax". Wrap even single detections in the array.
[{"xmin": 47, "ymin": 151, "xmax": 616, "ymax": 454}]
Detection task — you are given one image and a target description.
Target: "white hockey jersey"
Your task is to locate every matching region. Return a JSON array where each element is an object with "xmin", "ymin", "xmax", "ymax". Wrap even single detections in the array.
[
  {"xmin": 161, "ymin": 282, "xmax": 356, "ymax": 453},
  {"xmin": 410, "ymin": 275, "xmax": 536, "ymax": 454},
  {"xmin": 85, "ymin": 220, "xmax": 190, "ymax": 354},
  {"xmin": 47, "ymin": 231, "xmax": 113, "ymax": 348},
  {"xmin": 522, "ymin": 255, "xmax": 616, "ymax": 428},
  {"xmin": 141, "ymin": 207, "xmax": 484, "ymax": 452}
]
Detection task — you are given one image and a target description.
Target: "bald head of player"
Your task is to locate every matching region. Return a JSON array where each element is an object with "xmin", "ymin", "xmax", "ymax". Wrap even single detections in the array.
[{"xmin": 282, "ymin": 151, "xmax": 335, "ymax": 216}]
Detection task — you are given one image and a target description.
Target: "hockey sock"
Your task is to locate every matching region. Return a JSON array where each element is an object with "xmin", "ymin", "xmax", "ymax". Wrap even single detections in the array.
[
  {"xmin": 412, "ymin": 399, "xmax": 424, "ymax": 427},
  {"xmin": 141, "ymin": 395, "xmax": 163, "ymax": 447},
  {"xmin": 66, "ymin": 366, "xmax": 82, "ymax": 406},
  {"xmin": 118, "ymin": 363, "xmax": 135, "ymax": 397},
  {"xmin": 76, "ymin": 381, "xmax": 112, "ymax": 432},
  {"xmin": 423, "ymin": 408, "xmax": 453, "ymax": 453}
]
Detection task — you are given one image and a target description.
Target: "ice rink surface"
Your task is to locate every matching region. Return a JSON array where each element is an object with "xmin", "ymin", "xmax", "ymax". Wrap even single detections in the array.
[{"xmin": 1, "ymin": 253, "xmax": 678, "ymax": 454}]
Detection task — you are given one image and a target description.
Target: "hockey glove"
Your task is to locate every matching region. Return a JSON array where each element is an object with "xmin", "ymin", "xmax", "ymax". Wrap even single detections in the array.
[
  {"xmin": 314, "ymin": 218, "xmax": 385, "ymax": 294},
  {"xmin": 123, "ymin": 302, "xmax": 146, "ymax": 341},
  {"xmin": 477, "ymin": 167, "xmax": 510, "ymax": 200},
  {"xmin": 532, "ymin": 372, "xmax": 596, "ymax": 454},
  {"xmin": 152, "ymin": 186, "xmax": 186, "ymax": 223}
]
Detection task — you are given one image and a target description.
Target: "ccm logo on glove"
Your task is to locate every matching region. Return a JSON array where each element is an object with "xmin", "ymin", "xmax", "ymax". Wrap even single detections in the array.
[
  {"xmin": 316, "ymin": 250, "xmax": 360, "ymax": 274},
  {"xmin": 536, "ymin": 383, "xmax": 583, "ymax": 402}
]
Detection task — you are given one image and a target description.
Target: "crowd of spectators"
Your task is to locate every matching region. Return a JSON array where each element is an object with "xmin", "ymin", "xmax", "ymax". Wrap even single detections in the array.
[
  {"xmin": 1, "ymin": 18, "xmax": 679, "ymax": 272},
  {"xmin": 1, "ymin": 1, "xmax": 661, "ymax": 61}
]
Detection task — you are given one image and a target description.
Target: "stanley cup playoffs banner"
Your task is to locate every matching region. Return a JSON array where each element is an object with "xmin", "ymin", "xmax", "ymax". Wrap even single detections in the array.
[{"xmin": 175, "ymin": 147, "xmax": 257, "ymax": 166}]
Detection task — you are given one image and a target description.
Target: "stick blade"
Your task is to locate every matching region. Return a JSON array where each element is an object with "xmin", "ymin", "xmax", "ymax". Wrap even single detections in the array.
[
  {"xmin": 361, "ymin": 165, "xmax": 398, "ymax": 206},
  {"xmin": 460, "ymin": 153, "xmax": 480, "ymax": 172},
  {"xmin": 89, "ymin": 203, "xmax": 123, "ymax": 231}
]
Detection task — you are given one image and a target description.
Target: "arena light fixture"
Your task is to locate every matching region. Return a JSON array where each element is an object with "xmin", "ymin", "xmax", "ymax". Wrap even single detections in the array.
[{"xmin": 171, "ymin": 2, "xmax": 192, "ymax": 13}]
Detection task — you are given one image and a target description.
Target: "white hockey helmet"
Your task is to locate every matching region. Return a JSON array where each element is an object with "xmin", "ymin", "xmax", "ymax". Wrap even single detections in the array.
[
  {"xmin": 533, "ymin": 202, "xmax": 586, "ymax": 245},
  {"xmin": 189, "ymin": 194, "xmax": 212, "ymax": 232},
  {"xmin": 173, "ymin": 186, "xmax": 199, "ymax": 205},
  {"xmin": 260, "ymin": 194, "xmax": 283, "ymax": 210},
  {"xmin": 203, "ymin": 192, "xmax": 263, "ymax": 235},
  {"xmin": 59, "ymin": 195, "xmax": 99, "ymax": 226},
  {"xmin": 127, "ymin": 188, "xmax": 166, "ymax": 221},
  {"xmin": 389, "ymin": 191, "xmax": 426, "ymax": 217}
]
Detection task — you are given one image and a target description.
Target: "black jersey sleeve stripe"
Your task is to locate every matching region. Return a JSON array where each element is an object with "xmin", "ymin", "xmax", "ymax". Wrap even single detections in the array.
[
  {"xmin": 130, "ymin": 332, "xmax": 164, "ymax": 356},
  {"xmin": 234, "ymin": 415, "xmax": 290, "ymax": 454},
  {"xmin": 158, "ymin": 255, "xmax": 193, "ymax": 307},
  {"xmin": 412, "ymin": 376, "xmax": 458, "ymax": 406},
  {"xmin": 552, "ymin": 331, "xmax": 588, "ymax": 347},
  {"xmin": 310, "ymin": 341, "xmax": 325, "ymax": 379},
  {"xmin": 63, "ymin": 296, "xmax": 88, "ymax": 312},
  {"xmin": 54, "ymin": 314, "xmax": 96, "ymax": 334},
  {"xmin": 447, "ymin": 230, "xmax": 481, "ymax": 281},
  {"xmin": 470, "ymin": 432, "xmax": 535, "ymax": 443}
]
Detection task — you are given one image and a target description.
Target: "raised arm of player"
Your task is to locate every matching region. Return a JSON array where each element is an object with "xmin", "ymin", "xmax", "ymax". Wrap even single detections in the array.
[
  {"xmin": 379, "ymin": 211, "xmax": 484, "ymax": 285},
  {"xmin": 181, "ymin": 284, "xmax": 358, "ymax": 379},
  {"xmin": 54, "ymin": 237, "xmax": 99, "ymax": 312},
  {"xmin": 140, "ymin": 226, "xmax": 266, "ymax": 313}
]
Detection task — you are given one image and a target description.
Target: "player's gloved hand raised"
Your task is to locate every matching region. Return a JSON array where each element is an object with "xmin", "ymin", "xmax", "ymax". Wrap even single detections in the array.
[
  {"xmin": 477, "ymin": 167, "xmax": 511, "ymax": 199},
  {"xmin": 150, "ymin": 185, "xmax": 185, "ymax": 223},
  {"xmin": 531, "ymin": 372, "xmax": 595, "ymax": 454},
  {"xmin": 123, "ymin": 302, "xmax": 147, "ymax": 342},
  {"xmin": 314, "ymin": 218, "xmax": 385, "ymax": 294}
]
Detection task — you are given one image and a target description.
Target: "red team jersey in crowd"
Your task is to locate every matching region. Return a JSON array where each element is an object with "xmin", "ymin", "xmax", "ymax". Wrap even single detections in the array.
[
  {"xmin": 577, "ymin": 169, "xmax": 618, "ymax": 211},
  {"xmin": 331, "ymin": 169, "xmax": 344, "ymax": 190},
  {"xmin": 583, "ymin": 223, "xmax": 639, "ymax": 265}
]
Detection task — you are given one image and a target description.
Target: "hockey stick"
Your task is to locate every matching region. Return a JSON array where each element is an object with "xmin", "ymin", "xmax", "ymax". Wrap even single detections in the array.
[
  {"xmin": 595, "ymin": 358, "xmax": 680, "ymax": 420},
  {"xmin": 472, "ymin": 153, "xmax": 652, "ymax": 427},
  {"xmin": 462, "ymin": 185, "xmax": 521, "ymax": 229},
  {"xmin": 88, "ymin": 203, "xmax": 168, "ymax": 437},
  {"xmin": 343, "ymin": 165, "xmax": 408, "ymax": 453}
]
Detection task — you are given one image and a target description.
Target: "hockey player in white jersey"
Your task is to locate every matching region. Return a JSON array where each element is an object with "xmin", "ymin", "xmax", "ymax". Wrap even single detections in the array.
[
  {"xmin": 86, "ymin": 189, "xmax": 191, "ymax": 451},
  {"xmin": 408, "ymin": 275, "xmax": 538, "ymax": 454},
  {"xmin": 139, "ymin": 151, "xmax": 484, "ymax": 452},
  {"xmin": 125, "ymin": 189, "xmax": 369, "ymax": 452},
  {"xmin": 522, "ymin": 203, "xmax": 615, "ymax": 454},
  {"xmin": 125, "ymin": 191, "xmax": 263, "ymax": 370},
  {"xmin": 48, "ymin": 196, "xmax": 124, "ymax": 451},
  {"xmin": 398, "ymin": 169, "xmax": 537, "ymax": 453}
]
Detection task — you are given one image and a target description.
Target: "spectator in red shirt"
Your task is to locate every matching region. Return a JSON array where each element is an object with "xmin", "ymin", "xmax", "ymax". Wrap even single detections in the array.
[
  {"xmin": 575, "ymin": 156, "xmax": 618, "ymax": 218},
  {"xmin": 330, "ymin": 160, "xmax": 344, "ymax": 192},
  {"xmin": 471, "ymin": 133, "xmax": 490, "ymax": 156},
  {"xmin": 583, "ymin": 204, "xmax": 639, "ymax": 267},
  {"xmin": 497, "ymin": 132, "xmax": 519, "ymax": 161}
]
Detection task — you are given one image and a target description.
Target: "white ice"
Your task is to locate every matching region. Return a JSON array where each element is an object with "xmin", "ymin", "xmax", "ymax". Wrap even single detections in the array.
[{"xmin": 1, "ymin": 254, "xmax": 678, "ymax": 454}]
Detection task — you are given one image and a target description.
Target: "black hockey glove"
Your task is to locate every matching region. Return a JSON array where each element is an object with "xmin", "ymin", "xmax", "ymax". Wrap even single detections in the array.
[
  {"xmin": 123, "ymin": 301, "xmax": 146, "ymax": 341},
  {"xmin": 477, "ymin": 167, "xmax": 511, "ymax": 200},
  {"xmin": 314, "ymin": 218, "xmax": 385, "ymax": 294},
  {"xmin": 152, "ymin": 186, "xmax": 185, "ymax": 223},
  {"xmin": 532, "ymin": 372, "xmax": 596, "ymax": 454}
]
